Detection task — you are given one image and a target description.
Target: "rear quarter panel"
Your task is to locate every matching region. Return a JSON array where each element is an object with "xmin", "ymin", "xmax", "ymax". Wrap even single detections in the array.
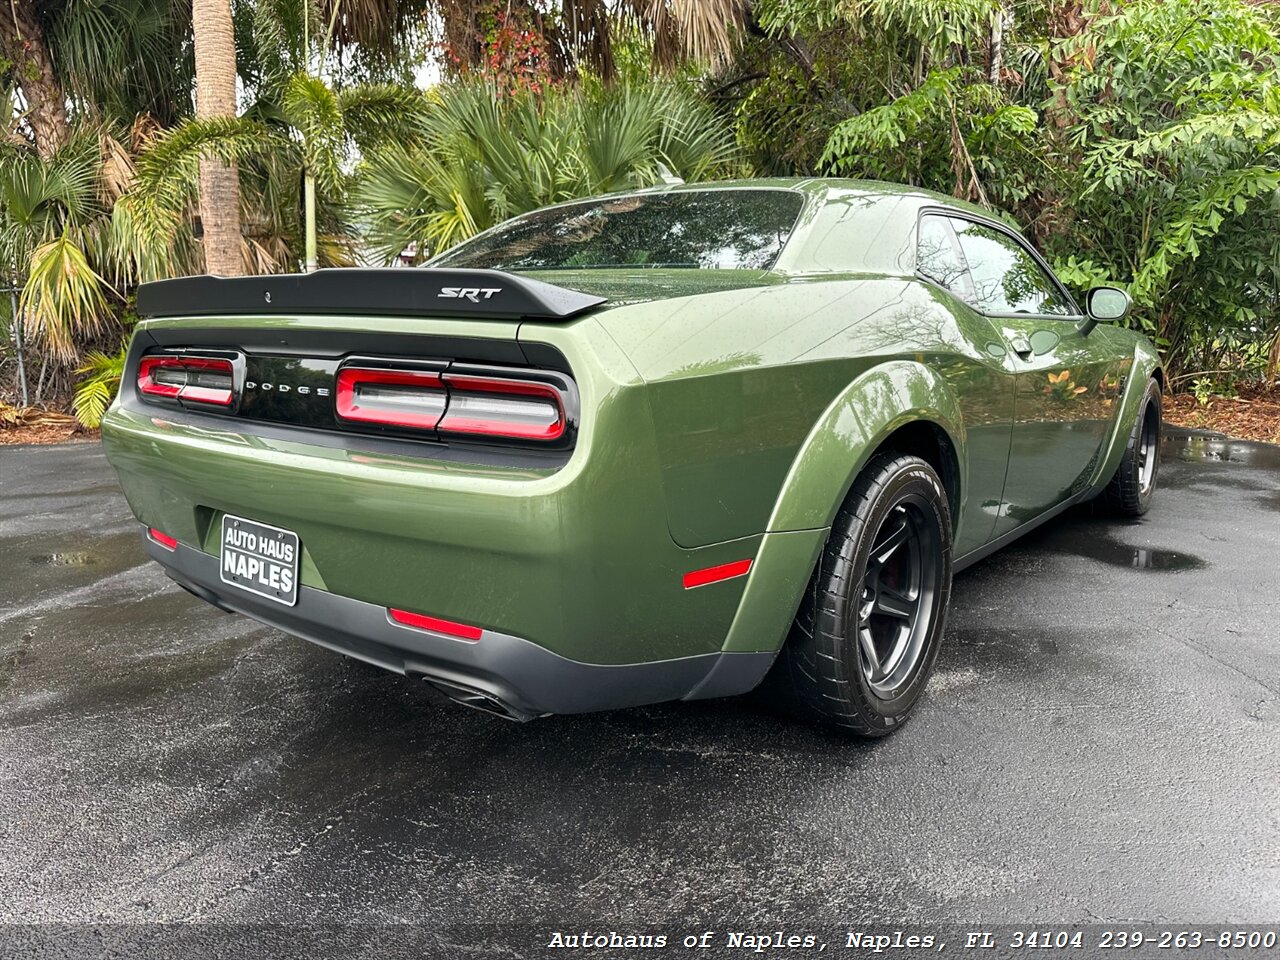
[{"xmin": 588, "ymin": 276, "xmax": 1016, "ymax": 556}]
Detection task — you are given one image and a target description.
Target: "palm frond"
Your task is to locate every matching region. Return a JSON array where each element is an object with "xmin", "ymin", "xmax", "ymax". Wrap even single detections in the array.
[
  {"xmin": 652, "ymin": 86, "xmax": 740, "ymax": 179},
  {"xmin": 646, "ymin": 0, "xmax": 745, "ymax": 66},
  {"xmin": 354, "ymin": 79, "xmax": 741, "ymax": 261},
  {"xmin": 578, "ymin": 85, "xmax": 663, "ymax": 191},
  {"xmin": 73, "ymin": 346, "xmax": 127, "ymax": 428},
  {"xmin": 128, "ymin": 116, "xmax": 279, "ymax": 249},
  {"xmin": 50, "ymin": 0, "xmax": 192, "ymax": 125},
  {"xmin": 336, "ymin": 83, "xmax": 425, "ymax": 151},
  {"xmin": 282, "ymin": 72, "xmax": 346, "ymax": 192},
  {"xmin": 20, "ymin": 232, "xmax": 116, "ymax": 362},
  {"xmin": 315, "ymin": 0, "xmax": 433, "ymax": 58}
]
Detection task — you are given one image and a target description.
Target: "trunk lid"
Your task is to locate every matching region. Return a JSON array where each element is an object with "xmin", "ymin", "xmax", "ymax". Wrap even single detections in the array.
[{"xmin": 513, "ymin": 268, "xmax": 781, "ymax": 309}]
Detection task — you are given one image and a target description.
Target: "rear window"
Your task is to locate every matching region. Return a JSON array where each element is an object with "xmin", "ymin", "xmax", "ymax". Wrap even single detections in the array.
[{"xmin": 431, "ymin": 190, "xmax": 805, "ymax": 272}]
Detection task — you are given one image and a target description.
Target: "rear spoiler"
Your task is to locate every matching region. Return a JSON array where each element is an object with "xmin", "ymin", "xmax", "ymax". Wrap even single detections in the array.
[{"xmin": 135, "ymin": 268, "xmax": 607, "ymax": 321}]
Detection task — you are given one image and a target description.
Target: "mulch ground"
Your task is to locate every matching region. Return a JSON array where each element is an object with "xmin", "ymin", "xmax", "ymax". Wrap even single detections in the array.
[
  {"xmin": 1164, "ymin": 385, "xmax": 1280, "ymax": 445},
  {"xmin": 0, "ymin": 406, "xmax": 97, "ymax": 446},
  {"xmin": 0, "ymin": 422, "xmax": 97, "ymax": 445}
]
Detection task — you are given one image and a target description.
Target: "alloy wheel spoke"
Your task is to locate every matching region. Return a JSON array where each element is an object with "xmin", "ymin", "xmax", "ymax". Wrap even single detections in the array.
[
  {"xmin": 857, "ymin": 627, "xmax": 882, "ymax": 681},
  {"xmin": 871, "ymin": 515, "xmax": 910, "ymax": 567},
  {"xmin": 857, "ymin": 594, "xmax": 875, "ymax": 627},
  {"xmin": 878, "ymin": 625, "xmax": 912, "ymax": 677},
  {"xmin": 874, "ymin": 587, "xmax": 916, "ymax": 620}
]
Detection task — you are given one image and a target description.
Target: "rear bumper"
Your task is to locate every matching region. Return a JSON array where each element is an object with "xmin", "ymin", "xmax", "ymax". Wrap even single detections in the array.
[{"xmin": 144, "ymin": 529, "xmax": 775, "ymax": 718}]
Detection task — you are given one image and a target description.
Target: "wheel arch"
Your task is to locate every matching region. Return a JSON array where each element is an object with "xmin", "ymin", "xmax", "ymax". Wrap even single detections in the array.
[
  {"xmin": 717, "ymin": 362, "xmax": 966, "ymax": 657},
  {"xmin": 764, "ymin": 360, "xmax": 967, "ymax": 534},
  {"xmin": 871, "ymin": 420, "xmax": 962, "ymax": 524},
  {"xmin": 1086, "ymin": 342, "xmax": 1165, "ymax": 492}
]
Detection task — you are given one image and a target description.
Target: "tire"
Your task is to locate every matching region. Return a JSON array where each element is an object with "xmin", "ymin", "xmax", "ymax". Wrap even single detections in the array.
[
  {"xmin": 1102, "ymin": 377, "xmax": 1162, "ymax": 517},
  {"xmin": 766, "ymin": 452, "xmax": 953, "ymax": 736}
]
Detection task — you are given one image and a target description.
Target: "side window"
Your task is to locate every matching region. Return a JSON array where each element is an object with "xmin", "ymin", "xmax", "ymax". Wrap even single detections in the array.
[
  {"xmin": 948, "ymin": 218, "xmax": 1072, "ymax": 316},
  {"xmin": 915, "ymin": 215, "xmax": 974, "ymax": 300}
]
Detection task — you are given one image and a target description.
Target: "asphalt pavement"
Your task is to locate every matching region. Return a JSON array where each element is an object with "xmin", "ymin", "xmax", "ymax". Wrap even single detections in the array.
[{"xmin": 1, "ymin": 430, "xmax": 1277, "ymax": 954}]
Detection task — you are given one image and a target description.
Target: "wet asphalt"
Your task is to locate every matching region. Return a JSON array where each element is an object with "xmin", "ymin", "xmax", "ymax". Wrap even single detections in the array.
[{"xmin": 0, "ymin": 429, "xmax": 1278, "ymax": 950}]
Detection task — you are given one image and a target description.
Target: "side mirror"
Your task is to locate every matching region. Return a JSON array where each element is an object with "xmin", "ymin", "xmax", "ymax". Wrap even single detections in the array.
[{"xmin": 1079, "ymin": 285, "xmax": 1131, "ymax": 335}]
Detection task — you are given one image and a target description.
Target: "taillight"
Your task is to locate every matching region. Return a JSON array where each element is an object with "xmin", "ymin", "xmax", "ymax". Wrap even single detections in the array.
[
  {"xmin": 335, "ymin": 367, "xmax": 446, "ymax": 430},
  {"xmin": 438, "ymin": 374, "xmax": 565, "ymax": 441},
  {"xmin": 138, "ymin": 355, "xmax": 234, "ymax": 406},
  {"xmin": 335, "ymin": 363, "xmax": 571, "ymax": 443}
]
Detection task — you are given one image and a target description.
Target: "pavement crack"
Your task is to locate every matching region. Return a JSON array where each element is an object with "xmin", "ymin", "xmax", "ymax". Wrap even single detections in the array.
[
  {"xmin": 1130, "ymin": 615, "xmax": 1280, "ymax": 698},
  {"xmin": 176, "ymin": 787, "xmax": 379, "ymax": 921}
]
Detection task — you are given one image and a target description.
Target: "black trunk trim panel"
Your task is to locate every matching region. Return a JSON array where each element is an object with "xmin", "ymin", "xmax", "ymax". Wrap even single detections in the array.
[{"xmin": 136, "ymin": 268, "xmax": 606, "ymax": 321}]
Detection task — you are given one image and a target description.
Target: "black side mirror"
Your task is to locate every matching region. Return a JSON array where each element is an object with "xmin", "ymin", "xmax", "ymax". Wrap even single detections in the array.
[{"xmin": 1079, "ymin": 285, "xmax": 1131, "ymax": 336}]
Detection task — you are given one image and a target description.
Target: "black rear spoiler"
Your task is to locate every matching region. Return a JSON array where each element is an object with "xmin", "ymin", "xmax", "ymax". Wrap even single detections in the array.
[{"xmin": 135, "ymin": 268, "xmax": 607, "ymax": 321}]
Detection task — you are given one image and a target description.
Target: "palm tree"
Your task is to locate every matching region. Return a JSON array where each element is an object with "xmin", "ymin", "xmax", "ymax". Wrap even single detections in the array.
[
  {"xmin": 355, "ymin": 80, "xmax": 740, "ymax": 263},
  {"xmin": 0, "ymin": 132, "xmax": 177, "ymax": 389},
  {"xmin": 192, "ymin": 0, "xmax": 243, "ymax": 276},
  {"xmin": 126, "ymin": 70, "xmax": 422, "ymax": 272},
  {"xmin": 0, "ymin": 2, "xmax": 71, "ymax": 158}
]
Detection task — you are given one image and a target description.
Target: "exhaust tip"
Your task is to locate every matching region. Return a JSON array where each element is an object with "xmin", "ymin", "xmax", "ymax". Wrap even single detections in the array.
[{"xmin": 420, "ymin": 676, "xmax": 543, "ymax": 722}]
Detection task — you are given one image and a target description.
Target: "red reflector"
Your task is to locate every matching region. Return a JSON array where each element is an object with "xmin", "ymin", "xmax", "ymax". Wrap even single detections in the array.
[
  {"xmin": 438, "ymin": 374, "xmax": 566, "ymax": 441},
  {"xmin": 148, "ymin": 527, "xmax": 179, "ymax": 550},
  {"xmin": 335, "ymin": 367, "xmax": 446, "ymax": 430},
  {"xmin": 388, "ymin": 608, "xmax": 483, "ymax": 641},
  {"xmin": 138, "ymin": 355, "xmax": 234, "ymax": 406},
  {"xmin": 682, "ymin": 558, "xmax": 752, "ymax": 590}
]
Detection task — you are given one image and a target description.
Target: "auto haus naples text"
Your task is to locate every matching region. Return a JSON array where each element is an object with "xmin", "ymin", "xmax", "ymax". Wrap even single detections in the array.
[
  {"xmin": 222, "ymin": 525, "xmax": 295, "ymax": 593},
  {"xmin": 545, "ymin": 930, "xmax": 940, "ymax": 951}
]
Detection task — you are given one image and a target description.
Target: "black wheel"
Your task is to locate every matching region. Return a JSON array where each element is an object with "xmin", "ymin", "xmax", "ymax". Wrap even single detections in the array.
[
  {"xmin": 1103, "ymin": 377, "xmax": 1161, "ymax": 517},
  {"xmin": 767, "ymin": 453, "xmax": 953, "ymax": 736}
]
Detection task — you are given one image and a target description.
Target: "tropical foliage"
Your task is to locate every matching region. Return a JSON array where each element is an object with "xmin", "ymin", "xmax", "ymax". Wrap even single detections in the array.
[
  {"xmin": 355, "ymin": 80, "xmax": 740, "ymax": 262},
  {"xmin": 1047, "ymin": 0, "xmax": 1280, "ymax": 384},
  {"xmin": 0, "ymin": 0, "xmax": 1278, "ymax": 430}
]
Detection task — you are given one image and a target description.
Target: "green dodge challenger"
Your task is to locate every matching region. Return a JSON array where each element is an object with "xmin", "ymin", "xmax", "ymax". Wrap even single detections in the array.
[{"xmin": 101, "ymin": 179, "xmax": 1163, "ymax": 734}]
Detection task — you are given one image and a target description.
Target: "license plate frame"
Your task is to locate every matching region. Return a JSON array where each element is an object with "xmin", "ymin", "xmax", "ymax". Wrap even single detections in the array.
[{"xmin": 219, "ymin": 514, "xmax": 300, "ymax": 607}]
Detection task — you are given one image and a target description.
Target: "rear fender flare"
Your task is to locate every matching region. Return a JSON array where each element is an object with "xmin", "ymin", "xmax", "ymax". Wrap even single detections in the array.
[
  {"xmin": 766, "ymin": 360, "xmax": 967, "ymax": 534},
  {"xmin": 718, "ymin": 361, "xmax": 965, "ymax": 656}
]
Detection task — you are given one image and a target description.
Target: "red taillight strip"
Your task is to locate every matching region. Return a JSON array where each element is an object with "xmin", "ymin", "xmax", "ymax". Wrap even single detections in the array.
[
  {"xmin": 438, "ymin": 373, "xmax": 566, "ymax": 441},
  {"xmin": 138, "ymin": 355, "xmax": 234, "ymax": 406},
  {"xmin": 335, "ymin": 367, "xmax": 446, "ymax": 430},
  {"xmin": 148, "ymin": 527, "xmax": 179, "ymax": 551},
  {"xmin": 388, "ymin": 608, "xmax": 483, "ymax": 642},
  {"xmin": 682, "ymin": 558, "xmax": 753, "ymax": 590}
]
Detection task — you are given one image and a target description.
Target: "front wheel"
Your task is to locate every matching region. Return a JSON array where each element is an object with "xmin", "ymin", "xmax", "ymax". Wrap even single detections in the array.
[
  {"xmin": 767, "ymin": 453, "xmax": 953, "ymax": 736},
  {"xmin": 1102, "ymin": 377, "xmax": 1162, "ymax": 517}
]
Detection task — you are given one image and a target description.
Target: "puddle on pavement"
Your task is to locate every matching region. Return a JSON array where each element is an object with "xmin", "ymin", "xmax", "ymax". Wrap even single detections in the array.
[
  {"xmin": 1165, "ymin": 432, "xmax": 1280, "ymax": 470},
  {"xmin": 29, "ymin": 551, "xmax": 100, "ymax": 567},
  {"xmin": 1059, "ymin": 533, "xmax": 1206, "ymax": 572},
  {"xmin": 1012, "ymin": 508, "xmax": 1209, "ymax": 573}
]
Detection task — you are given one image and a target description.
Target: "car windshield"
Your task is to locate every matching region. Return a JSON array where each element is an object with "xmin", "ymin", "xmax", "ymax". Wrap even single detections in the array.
[{"xmin": 430, "ymin": 190, "xmax": 805, "ymax": 272}]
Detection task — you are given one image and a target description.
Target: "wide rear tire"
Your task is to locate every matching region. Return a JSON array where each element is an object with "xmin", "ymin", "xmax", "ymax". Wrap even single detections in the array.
[
  {"xmin": 766, "ymin": 453, "xmax": 953, "ymax": 736},
  {"xmin": 1102, "ymin": 377, "xmax": 1162, "ymax": 517}
]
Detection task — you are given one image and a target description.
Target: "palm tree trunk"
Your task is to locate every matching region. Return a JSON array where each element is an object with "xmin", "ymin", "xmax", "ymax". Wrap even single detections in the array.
[
  {"xmin": 192, "ymin": 0, "xmax": 243, "ymax": 276},
  {"xmin": 304, "ymin": 171, "xmax": 318, "ymax": 272},
  {"xmin": 10, "ymin": 290, "xmax": 29, "ymax": 406},
  {"xmin": 988, "ymin": 2, "xmax": 1006, "ymax": 84},
  {"xmin": 0, "ymin": 2, "xmax": 71, "ymax": 159}
]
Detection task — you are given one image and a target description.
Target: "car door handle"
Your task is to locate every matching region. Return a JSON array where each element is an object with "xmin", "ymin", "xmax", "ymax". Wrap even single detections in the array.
[{"xmin": 1010, "ymin": 336, "xmax": 1034, "ymax": 359}]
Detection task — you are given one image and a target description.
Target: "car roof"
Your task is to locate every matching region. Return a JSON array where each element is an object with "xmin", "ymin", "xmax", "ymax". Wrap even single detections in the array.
[{"xmin": 630, "ymin": 177, "xmax": 1003, "ymax": 223}]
